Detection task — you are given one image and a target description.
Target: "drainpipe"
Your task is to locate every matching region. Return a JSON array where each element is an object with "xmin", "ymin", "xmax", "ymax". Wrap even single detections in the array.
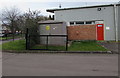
[{"xmin": 114, "ymin": 4, "xmax": 118, "ymax": 42}]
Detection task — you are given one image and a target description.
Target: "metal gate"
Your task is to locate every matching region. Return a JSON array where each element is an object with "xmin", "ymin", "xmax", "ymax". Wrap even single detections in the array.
[{"xmin": 26, "ymin": 28, "xmax": 68, "ymax": 51}]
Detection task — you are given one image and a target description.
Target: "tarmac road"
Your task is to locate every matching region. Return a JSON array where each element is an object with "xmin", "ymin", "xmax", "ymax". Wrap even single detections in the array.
[{"xmin": 2, "ymin": 52, "xmax": 118, "ymax": 76}]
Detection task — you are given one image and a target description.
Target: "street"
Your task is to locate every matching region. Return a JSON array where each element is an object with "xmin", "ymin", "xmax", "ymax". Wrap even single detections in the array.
[{"xmin": 2, "ymin": 52, "xmax": 118, "ymax": 76}]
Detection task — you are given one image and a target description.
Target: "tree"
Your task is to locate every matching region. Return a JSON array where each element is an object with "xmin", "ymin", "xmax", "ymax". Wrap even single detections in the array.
[
  {"xmin": 21, "ymin": 9, "xmax": 50, "ymax": 48},
  {"xmin": 48, "ymin": 15, "xmax": 54, "ymax": 20},
  {"xmin": 2, "ymin": 7, "xmax": 20, "ymax": 41},
  {"xmin": 1, "ymin": 7, "xmax": 50, "ymax": 46},
  {"xmin": 23, "ymin": 10, "xmax": 43, "ymax": 47},
  {"xmin": 16, "ymin": 10, "xmax": 49, "ymax": 33},
  {"xmin": 49, "ymin": 15, "xmax": 52, "ymax": 20},
  {"xmin": 15, "ymin": 15, "xmax": 25, "ymax": 34}
]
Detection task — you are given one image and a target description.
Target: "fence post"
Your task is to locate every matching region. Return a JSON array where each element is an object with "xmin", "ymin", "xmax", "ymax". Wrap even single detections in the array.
[
  {"xmin": 46, "ymin": 35, "xmax": 48, "ymax": 50},
  {"xmin": 28, "ymin": 35, "xmax": 30, "ymax": 50},
  {"xmin": 26, "ymin": 28, "xmax": 28, "ymax": 50},
  {"xmin": 66, "ymin": 35, "xmax": 68, "ymax": 51},
  {"xmin": 6, "ymin": 34, "xmax": 7, "ymax": 40}
]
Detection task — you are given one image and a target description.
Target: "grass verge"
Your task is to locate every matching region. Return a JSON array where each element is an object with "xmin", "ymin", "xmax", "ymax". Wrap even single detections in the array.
[
  {"xmin": 68, "ymin": 41, "xmax": 108, "ymax": 51},
  {"xmin": 32, "ymin": 45, "xmax": 66, "ymax": 51},
  {"xmin": 1, "ymin": 40, "xmax": 108, "ymax": 51},
  {"xmin": 0, "ymin": 37, "xmax": 13, "ymax": 40},
  {"xmin": 0, "ymin": 39, "xmax": 26, "ymax": 50},
  {"xmin": 0, "ymin": 34, "xmax": 24, "ymax": 40}
]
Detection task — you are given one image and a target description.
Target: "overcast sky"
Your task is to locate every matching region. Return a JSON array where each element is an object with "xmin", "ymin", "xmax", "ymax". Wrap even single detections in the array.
[{"xmin": 0, "ymin": 0, "xmax": 120, "ymax": 16}]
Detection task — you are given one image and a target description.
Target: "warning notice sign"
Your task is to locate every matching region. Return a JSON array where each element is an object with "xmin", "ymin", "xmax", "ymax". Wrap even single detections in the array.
[{"xmin": 46, "ymin": 25, "xmax": 50, "ymax": 30}]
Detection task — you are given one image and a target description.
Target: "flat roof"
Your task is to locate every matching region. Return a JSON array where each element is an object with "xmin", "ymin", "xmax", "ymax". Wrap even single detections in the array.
[
  {"xmin": 46, "ymin": 4, "xmax": 120, "ymax": 13},
  {"xmin": 38, "ymin": 20, "xmax": 64, "ymax": 24}
]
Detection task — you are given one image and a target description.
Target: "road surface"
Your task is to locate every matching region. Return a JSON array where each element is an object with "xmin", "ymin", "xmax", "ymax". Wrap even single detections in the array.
[{"xmin": 2, "ymin": 52, "xmax": 118, "ymax": 76}]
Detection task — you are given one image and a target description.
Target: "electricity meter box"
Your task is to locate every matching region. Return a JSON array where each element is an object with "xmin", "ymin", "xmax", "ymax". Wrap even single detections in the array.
[{"xmin": 38, "ymin": 20, "xmax": 67, "ymax": 46}]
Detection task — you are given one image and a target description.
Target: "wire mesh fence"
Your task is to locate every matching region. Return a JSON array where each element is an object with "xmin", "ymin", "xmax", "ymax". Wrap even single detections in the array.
[{"xmin": 26, "ymin": 28, "xmax": 68, "ymax": 51}]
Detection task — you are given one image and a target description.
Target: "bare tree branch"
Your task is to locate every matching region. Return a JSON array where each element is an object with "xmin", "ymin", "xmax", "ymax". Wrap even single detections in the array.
[{"xmin": 1, "ymin": 6, "xmax": 20, "ymax": 41}]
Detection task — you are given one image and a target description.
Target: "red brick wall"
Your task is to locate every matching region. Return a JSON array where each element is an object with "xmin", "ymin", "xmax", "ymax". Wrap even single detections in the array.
[{"xmin": 67, "ymin": 25, "xmax": 97, "ymax": 40}]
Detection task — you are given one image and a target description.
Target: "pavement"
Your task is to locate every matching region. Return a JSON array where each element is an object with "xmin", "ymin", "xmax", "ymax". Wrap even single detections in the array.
[
  {"xmin": 2, "ymin": 52, "xmax": 118, "ymax": 76},
  {"xmin": 98, "ymin": 42, "xmax": 118, "ymax": 53}
]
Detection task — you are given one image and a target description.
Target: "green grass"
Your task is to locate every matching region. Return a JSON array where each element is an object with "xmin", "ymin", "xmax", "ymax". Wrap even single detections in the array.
[
  {"xmin": 32, "ymin": 45, "xmax": 66, "ymax": 51},
  {"xmin": 1, "ymin": 40, "xmax": 108, "ymax": 51},
  {"xmin": 68, "ymin": 41, "xmax": 108, "ymax": 51},
  {"xmin": 0, "ymin": 34, "xmax": 23, "ymax": 40},
  {"xmin": 0, "ymin": 39, "xmax": 26, "ymax": 50},
  {"xmin": 32, "ymin": 41, "xmax": 107, "ymax": 51},
  {"xmin": 0, "ymin": 37, "xmax": 13, "ymax": 40}
]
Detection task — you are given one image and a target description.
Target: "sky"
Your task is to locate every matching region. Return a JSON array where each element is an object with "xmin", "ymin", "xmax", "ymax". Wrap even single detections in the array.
[{"xmin": 0, "ymin": 0, "xmax": 120, "ymax": 17}]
